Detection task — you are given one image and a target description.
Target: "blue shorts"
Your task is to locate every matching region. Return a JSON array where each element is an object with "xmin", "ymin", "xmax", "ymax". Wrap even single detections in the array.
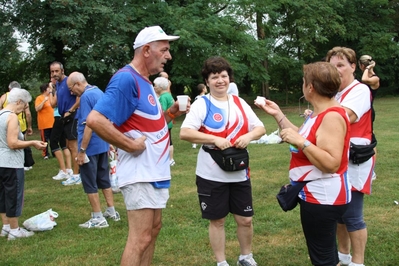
[
  {"xmin": 337, "ymin": 191, "xmax": 366, "ymax": 231},
  {"xmin": 196, "ymin": 175, "xmax": 254, "ymax": 220},
  {"xmin": 80, "ymin": 152, "xmax": 110, "ymax": 194},
  {"xmin": 0, "ymin": 168, "xmax": 24, "ymax": 217}
]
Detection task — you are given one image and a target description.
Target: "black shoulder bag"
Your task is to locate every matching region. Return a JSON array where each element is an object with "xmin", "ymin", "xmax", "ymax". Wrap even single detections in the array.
[{"xmin": 276, "ymin": 181, "xmax": 310, "ymax": 212}]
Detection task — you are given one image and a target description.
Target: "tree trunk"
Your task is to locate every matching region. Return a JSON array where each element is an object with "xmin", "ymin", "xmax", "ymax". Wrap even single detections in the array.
[{"xmin": 257, "ymin": 11, "xmax": 269, "ymax": 98}]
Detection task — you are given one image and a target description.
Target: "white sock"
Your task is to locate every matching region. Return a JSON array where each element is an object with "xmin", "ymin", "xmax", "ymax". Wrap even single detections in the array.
[
  {"xmin": 349, "ymin": 263, "xmax": 364, "ymax": 266},
  {"xmin": 217, "ymin": 261, "xmax": 227, "ymax": 266},
  {"xmin": 239, "ymin": 253, "xmax": 252, "ymax": 260},
  {"xmin": 107, "ymin": 206, "xmax": 116, "ymax": 216},
  {"xmin": 338, "ymin": 252, "xmax": 352, "ymax": 264},
  {"xmin": 92, "ymin": 212, "xmax": 103, "ymax": 219}
]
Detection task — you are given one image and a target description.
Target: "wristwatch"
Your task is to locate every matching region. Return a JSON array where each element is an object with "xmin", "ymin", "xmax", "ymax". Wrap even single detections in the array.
[
  {"xmin": 302, "ymin": 140, "xmax": 311, "ymax": 151},
  {"xmin": 79, "ymin": 147, "xmax": 86, "ymax": 153}
]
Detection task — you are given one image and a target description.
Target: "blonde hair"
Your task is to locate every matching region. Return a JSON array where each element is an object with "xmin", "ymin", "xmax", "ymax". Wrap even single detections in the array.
[
  {"xmin": 325, "ymin": 46, "xmax": 357, "ymax": 65},
  {"xmin": 358, "ymin": 55, "xmax": 374, "ymax": 67}
]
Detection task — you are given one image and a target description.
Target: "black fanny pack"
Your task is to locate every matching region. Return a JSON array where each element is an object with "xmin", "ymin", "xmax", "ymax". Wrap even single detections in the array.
[
  {"xmin": 202, "ymin": 146, "xmax": 249, "ymax": 171},
  {"xmin": 349, "ymin": 139, "xmax": 377, "ymax": 165}
]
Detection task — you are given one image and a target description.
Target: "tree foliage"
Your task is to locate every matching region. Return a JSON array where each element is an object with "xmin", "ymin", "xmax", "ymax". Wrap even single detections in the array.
[
  {"xmin": 1, "ymin": 0, "xmax": 398, "ymax": 101},
  {"xmin": 0, "ymin": 3, "xmax": 22, "ymax": 92}
]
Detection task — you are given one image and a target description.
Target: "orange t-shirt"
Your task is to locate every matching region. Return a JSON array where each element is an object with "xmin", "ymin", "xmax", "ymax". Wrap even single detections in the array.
[{"xmin": 35, "ymin": 94, "xmax": 54, "ymax": 130}]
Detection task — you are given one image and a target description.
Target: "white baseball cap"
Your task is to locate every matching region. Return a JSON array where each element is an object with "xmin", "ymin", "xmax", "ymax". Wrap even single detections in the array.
[{"xmin": 133, "ymin": 26, "xmax": 180, "ymax": 50}]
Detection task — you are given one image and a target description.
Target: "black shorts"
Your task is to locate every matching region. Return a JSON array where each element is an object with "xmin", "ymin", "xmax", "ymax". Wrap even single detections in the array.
[
  {"xmin": 196, "ymin": 175, "xmax": 254, "ymax": 220},
  {"xmin": 63, "ymin": 118, "xmax": 78, "ymax": 140},
  {"xmin": 168, "ymin": 128, "xmax": 173, "ymax": 146},
  {"xmin": 0, "ymin": 168, "xmax": 25, "ymax": 217},
  {"xmin": 50, "ymin": 116, "xmax": 67, "ymax": 152}
]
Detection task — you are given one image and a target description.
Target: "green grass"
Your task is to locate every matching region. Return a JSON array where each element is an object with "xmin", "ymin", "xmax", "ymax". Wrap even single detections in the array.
[{"xmin": 1, "ymin": 97, "xmax": 399, "ymax": 266}]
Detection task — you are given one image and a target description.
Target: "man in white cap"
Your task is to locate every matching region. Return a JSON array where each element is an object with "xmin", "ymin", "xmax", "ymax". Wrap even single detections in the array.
[{"xmin": 87, "ymin": 26, "xmax": 189, "ymax": 266}]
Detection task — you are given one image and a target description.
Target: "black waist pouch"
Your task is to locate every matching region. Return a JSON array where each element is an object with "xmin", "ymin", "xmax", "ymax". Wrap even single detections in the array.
[
  {"xmin": 349, "ymin": 140, "xmax": 377, "ymax": 165},
  {"xmin": 202, "ymin": 146, "xmax": 249, "ymax": 171}
]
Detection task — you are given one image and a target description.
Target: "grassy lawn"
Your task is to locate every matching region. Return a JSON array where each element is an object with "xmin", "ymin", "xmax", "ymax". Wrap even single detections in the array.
[{"xmin": 1, "ymin": 97, "xmax": 399, "ymax": 266}]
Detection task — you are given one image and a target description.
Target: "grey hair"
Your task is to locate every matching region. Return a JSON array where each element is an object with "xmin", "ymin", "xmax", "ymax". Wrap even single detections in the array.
[
  {"xmin": 50, "ymin": 61, "xmax": 64, "ymax": 70},
  {"xmin": 7, "ymin": 88, "xmax": 32, "ymax": 104},
  {"xmin": 153, "ymin": 77, "xmax": 169, "ymax": 91},
  {"xmin": 8, "ymin": 81, "xmax": 21, "ymax": 90}
]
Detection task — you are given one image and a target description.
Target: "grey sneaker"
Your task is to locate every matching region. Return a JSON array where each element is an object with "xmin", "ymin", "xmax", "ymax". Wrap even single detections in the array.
[
  {"xmin": 79, "ymin": 218, "xmax": 109, "ymax": 229},
  {"xmin": 0, "ymin": 227, "xmax": 9, "ymax": 237},
  {"xmin": 7, "ymin": 228, "xmax": 34, "ymax": 240},
  {"xmin": 237, "ymin": 254, "xmax": 257, "ymax": 266},
  {"xmin": 103, "ymin": 210, "xmax": 120, "ymax": 221}
]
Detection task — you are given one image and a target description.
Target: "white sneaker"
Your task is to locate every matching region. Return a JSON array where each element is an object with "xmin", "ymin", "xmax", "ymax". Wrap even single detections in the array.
[
  {"xmin": 170, "ymin": 159, "xmax": 175, "ymax": 166},
  {"xmin": 103, "ymin": 210, "xmax": 121, "ymax": 221},
  {"xmin": 24, "ymin": 167, "xmax": 32, "ymax": 171},
  {"xmin": 62, "ymin": 175, "xmax": 81, "ymax": 186},
  {"xmin": 7, "ymin": 228, "xmax": 34, "ymax": 240},
  {"xmin": 237, "ymin": 253, "xmax": 257, "ymax": 266},
  {"xmin": 52, "ymin": 170, "xmax": 69, "ymax": 180},
  {"xmin": 74, "ymin": 175, "xmax": 82, "ymax": 185},
  {"xmin": 192, "ymin": 144, "xmax": 197, "ymax": 149},
  {"xmin": 79, "ymin": 218, "xmax": 109, "ymax": 229},
  {"xmin": 1, "ymin": 227, "xmax": 9, "ymax": 237},
  {"xmin": 372, "ymin": 172, "xmax": 377, "ymax": 180}
]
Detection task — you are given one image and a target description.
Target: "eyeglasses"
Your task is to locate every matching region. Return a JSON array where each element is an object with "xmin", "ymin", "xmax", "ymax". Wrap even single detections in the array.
[{"xmin": 69, "ymin": 83, "xmax": 77, "ymax": 91}]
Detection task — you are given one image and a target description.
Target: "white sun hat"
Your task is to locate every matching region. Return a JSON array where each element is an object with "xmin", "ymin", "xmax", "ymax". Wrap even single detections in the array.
[{"xmin": 133, "ymin": 26, "xmax": 180, "ymax": 50}]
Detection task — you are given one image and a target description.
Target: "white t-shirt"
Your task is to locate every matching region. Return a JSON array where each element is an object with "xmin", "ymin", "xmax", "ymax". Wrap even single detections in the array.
[
  {"xmin": 227, "ymin": 82, "xmax": 239, "ymax": 96},
  {"xmin": 335, "ymin": 79, "xmax": 374, "ymax": 194},
  {"xmin": 181, "ymin": 95, "xmax": 264, "ymax": 183}
]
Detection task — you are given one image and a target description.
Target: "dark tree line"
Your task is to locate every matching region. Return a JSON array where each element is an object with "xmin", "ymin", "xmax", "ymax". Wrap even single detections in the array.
[{"xmin": 1, "ymin": 0, "xmax": 398, "ymax": 103}]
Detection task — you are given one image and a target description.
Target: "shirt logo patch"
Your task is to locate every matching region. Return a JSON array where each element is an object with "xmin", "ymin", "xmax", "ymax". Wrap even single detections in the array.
[
  {"xmin": 148, "ymin": 94, "xmax": 156, "ymax": 106},
  {"xmin": 213, "ymin": 113, "xmax": 223, "ymax": 122}
]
